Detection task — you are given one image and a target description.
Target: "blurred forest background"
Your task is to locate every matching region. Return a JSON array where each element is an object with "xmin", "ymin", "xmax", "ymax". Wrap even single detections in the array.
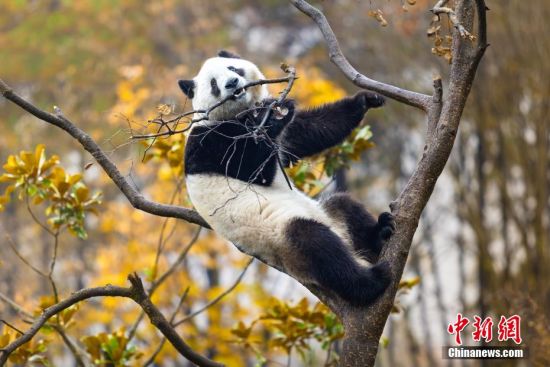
[{"xmin": 0, "ymin": 0, "xmax": 548, "ymax": 366}]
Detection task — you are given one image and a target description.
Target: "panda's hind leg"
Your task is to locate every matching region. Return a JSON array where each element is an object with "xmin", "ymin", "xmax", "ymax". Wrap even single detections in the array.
[
  {"xmin": 322, "ymin": 193, "xmax": 395, "ymax": 263},
  {"xmin": 284, "ymin": 218, "xmax": 391, "ymax": 306}
]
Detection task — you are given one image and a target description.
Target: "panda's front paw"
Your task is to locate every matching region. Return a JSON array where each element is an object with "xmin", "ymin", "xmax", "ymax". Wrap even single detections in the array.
[
  {"xmin": 377, "ymin": 212, "xmax": 395, "ymax": 240},
  {"xmin": 354, "ymin": 91, "xmax": 385, "ymax": 111}
]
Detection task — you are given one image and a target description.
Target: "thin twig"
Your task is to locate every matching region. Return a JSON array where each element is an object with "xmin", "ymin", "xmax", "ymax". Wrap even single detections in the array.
[
  {"xmin": 48, "ymin": 232, "xmax": 60, "ymax": 303},
  {"xmin": 474, "ymin": 0, "xmax": 489, "ymax": 55},
  {"xmin": 5, "ymin": 234, "xmax": 60, "ymax": 302},
  {"xmin": 49, "ymin": 232, "xmax": 59, "ymax": 276},
  {"xmin": 173, "ymin": 258, "xmax": 253, "ymax": 327},
  {"xmin": 151, "ymin": 179, "xmax": 184, "ymax": 280},
  {"xmin": 150, "ymin": 227, "xmax": 202, "ymax": 293},
  {"xmin": 0, "ymin": 319, "xmax": 24, "ymax": 335},
  {"xmin": 127, "ymin": 226, "xmax": 201, "ymax": 341},
  {"xmin": 6, "ymin": 234, "xmax": 48, "ymax": 278},
  {"xmin": 25, "ymin": 196, "xmax": 55, "ymax": 236},
  {"xmin": 253, "ymin": 64, "xmax": 297, "ymax": 135},
  {"xmin": 0, "ymin": 296, "xmax": 30, "ymax": 324},
  {"xmin": 50, "ymin": 325, "xmax": 87, "ymax": 367}
]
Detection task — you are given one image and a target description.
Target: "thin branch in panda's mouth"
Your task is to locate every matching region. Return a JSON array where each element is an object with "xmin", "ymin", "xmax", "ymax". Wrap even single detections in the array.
[
  {"xmin": 129, "ymin": 69, "xmax": 298, "ymax": 142},
  {"xmin": 232, "ymin": 87, "xmax": 245, "ymax": 99}
]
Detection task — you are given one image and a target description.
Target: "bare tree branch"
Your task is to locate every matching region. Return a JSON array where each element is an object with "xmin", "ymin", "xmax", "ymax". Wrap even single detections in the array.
[
  {"xmin": 290, "ymin": 0, "xmax": 432, "ymax": 111},
  {"xmin": 0, "ymin": 274, "xmax": 224, "ymax": 367},
  {"xmin": 474, "ymin": 0, "xmax": 489, "ymax": 54},
  {"xmin": 0, "ymin": 78, "xmax": 209, "ymax": 229},
  {"xmin": 432, "ymin": 0, "xmax": 475, "ymax": 40}
]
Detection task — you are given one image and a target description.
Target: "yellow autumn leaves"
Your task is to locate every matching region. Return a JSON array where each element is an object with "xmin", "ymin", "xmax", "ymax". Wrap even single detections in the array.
[
  {"xmin": 0, "ymin": 144, "xmax": 101, "ymax": 238},
  {"xmin": 231, "ymin": 297, "xmax": 344, "ymax": 366},
  {"xmin": 81, "ymin": 330, "xmax": 143, "ymax": 366}
]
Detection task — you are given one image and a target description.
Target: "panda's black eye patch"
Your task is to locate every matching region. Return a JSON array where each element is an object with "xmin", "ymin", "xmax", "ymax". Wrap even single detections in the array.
[
  {"xmin": 228, "ymin": 66, "xmax": 245, "ymax": 77},
  {"xmin": 210, "ymin": 78, "xmax": 220, "ymax": 97}
]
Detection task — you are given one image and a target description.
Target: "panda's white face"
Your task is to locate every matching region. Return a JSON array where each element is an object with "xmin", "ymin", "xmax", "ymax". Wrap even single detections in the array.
[{"xmin": 179, "ymin": 56, "xmax": 269, "ymax": 122}]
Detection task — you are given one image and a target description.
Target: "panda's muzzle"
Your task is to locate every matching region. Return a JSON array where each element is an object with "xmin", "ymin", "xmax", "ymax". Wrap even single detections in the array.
[
  {"xmin": 225, "ymin": 77, "xmax": 239, "ymax": 90},
  {"xmin": 225, "ymin": 77, "xmax": 246, "ymax": 99}
]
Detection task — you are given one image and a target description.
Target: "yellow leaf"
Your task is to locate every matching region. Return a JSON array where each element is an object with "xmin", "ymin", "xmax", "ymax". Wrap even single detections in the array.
[
  {"xmin": 20, "ymin": 151, "xmax": 35, "ymax": 170},
  {"xmin": 41, "ymin": 155, "xmax": 60, "ymax": 173},
  {"xmin": 0, "ymin": 333, "xmax": 10, "ymax": 348},
  {"xmin": 157, "ymin": 104, "xmax": 172, "ymax": 115},
  {"xmin": 68, "ymin": 173, "xmax": 83, "ymax": 185},
  {"xmin": 75, "ymin": 186, "xmax": 89, "ymax": 202},
  {"xmin": 37, "ymin": 295, "xmax": 56, "ymax": 311},
  {"xmin": 368, "ymin": 9, "xmax": 388, "ymax": 27},
  {"xmin": 57, "ymin": 181, "xmax": 70, "ymax": 196},
  {"xmin": 231, "ymin": 321, "xmax": 252, "ymax": 339},
  {"xmin": 62, "ymin": 304, "xmax": 79, "ymax": 324}
]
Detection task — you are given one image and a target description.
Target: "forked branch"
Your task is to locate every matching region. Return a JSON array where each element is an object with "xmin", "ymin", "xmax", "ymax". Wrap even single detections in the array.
[
  {"xmin": 0, "ymin": 274, "xmax": 223, "ymax": 367},
  {"xmin": 290, "ymin": 0, "xmax": 432, "ymax": 111}
]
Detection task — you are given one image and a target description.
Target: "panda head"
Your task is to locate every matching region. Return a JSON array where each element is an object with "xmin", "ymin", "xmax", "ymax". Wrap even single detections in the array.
[{"xmin": 178, "ymin": 50, "xmax": 270, "ymax": 122}]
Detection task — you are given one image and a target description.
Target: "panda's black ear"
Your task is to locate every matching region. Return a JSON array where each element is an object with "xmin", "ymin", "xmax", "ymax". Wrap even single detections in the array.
[
  {"xmin": 178, "ymin": 79, "xmax": 195, "ymax": 99},
  {"xmin": 218, "ymin": 49, "xmax": 241, "ymax": 59}
]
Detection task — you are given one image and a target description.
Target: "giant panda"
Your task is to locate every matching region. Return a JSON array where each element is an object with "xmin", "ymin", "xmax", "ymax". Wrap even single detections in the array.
[{"xmin": 178, "ymin": 50, "xmax": 394, "ymax": 306}]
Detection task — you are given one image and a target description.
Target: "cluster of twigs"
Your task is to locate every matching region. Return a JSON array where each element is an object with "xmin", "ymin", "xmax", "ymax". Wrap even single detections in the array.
[
  {"xmin": 131, "ymin": 64, "xmax": 297, "ymax": 142},
  {"xmin": 431, "ymin": 0, "xmax": 477, "ymax": 40},
  {"xmin": 134, "ymin": 63, "xmax": 298, "ymax": 197}
]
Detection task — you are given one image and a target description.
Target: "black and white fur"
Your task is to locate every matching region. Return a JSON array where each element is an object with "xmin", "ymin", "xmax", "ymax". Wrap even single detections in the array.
[{"xmin": 179, "ymin": 51, "xmax": 394, "ymax": 306}]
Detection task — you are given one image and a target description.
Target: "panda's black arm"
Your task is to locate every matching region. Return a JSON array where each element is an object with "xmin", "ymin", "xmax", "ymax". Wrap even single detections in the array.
[{"xmin": 280, "ymin": 92, "xmax": 384, "ymax": 165}]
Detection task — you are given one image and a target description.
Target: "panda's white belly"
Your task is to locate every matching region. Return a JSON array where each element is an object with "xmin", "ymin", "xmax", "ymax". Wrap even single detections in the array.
[{"xmin": 186, "ymin": 170, "xmax": 348, "ymax": 259}]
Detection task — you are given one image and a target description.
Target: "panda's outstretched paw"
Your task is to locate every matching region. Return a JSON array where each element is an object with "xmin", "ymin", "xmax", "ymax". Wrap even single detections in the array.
[
  {"xmin": 354, "ymin": 91, "xmax": 386, "ymax": 111},
  {"xmin": 377, "ymin": 212, "xmax": 395, "ymax": 241}
]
